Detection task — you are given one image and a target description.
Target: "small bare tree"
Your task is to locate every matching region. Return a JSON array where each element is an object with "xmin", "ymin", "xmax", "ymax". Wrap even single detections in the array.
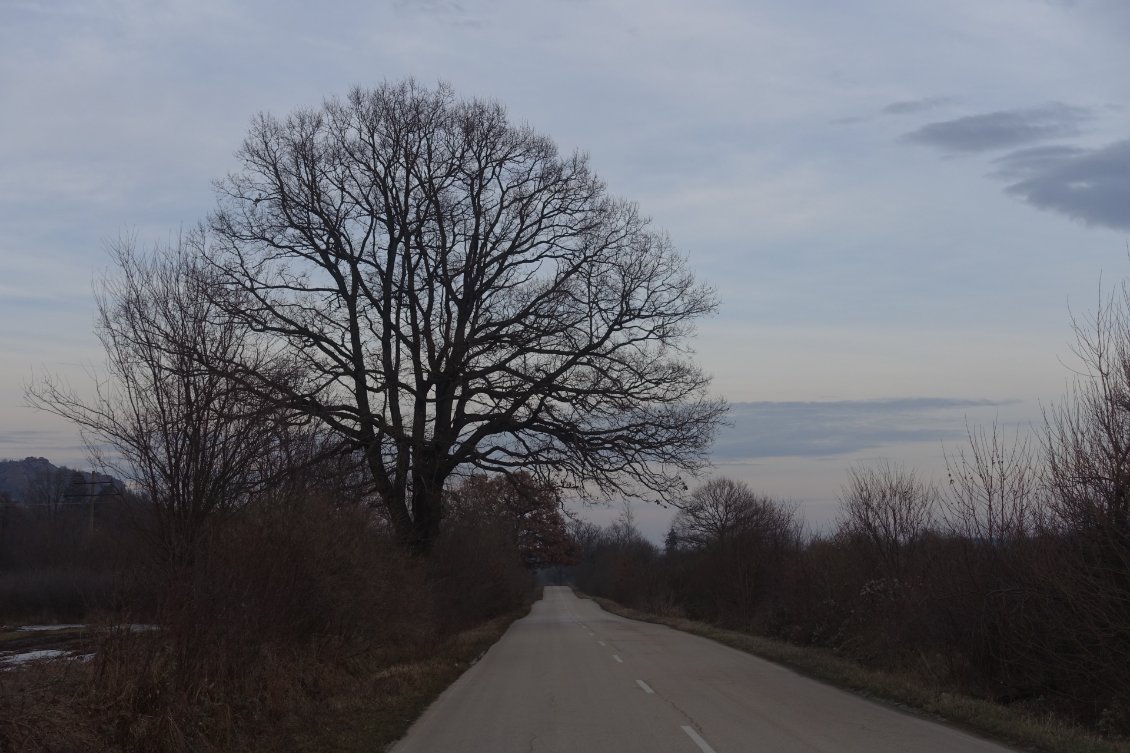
[
  {"xmin": 28, "ymin": 234, "xmax": 287, "ymax": 572},
  {"xmin": 942, "ymin": 422, "xmax": 1044, "ymax": 542},
  {"xmin": 837, "ymin": 461, "xmax": 935, "ymax": 575}
]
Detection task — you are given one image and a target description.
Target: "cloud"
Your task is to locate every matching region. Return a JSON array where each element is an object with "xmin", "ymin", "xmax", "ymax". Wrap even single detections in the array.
[
  {"xmin": 392, "ymin": 0, "xmax": 482, "ymax": 26},
  {"xmin": 711, "ymin": 398, "xmax": 1009, "ymax": 461},
  {"xmin": 881, "ymin": 97, "xmax": 954, "ymax": 116},
  {"xmin": 999, "ymin": 139, "xmax": 1130, "ymax": 230},
  {"xmin": 903, "ymin": 103, "xmax": 1092, "ymax": 153},
  {"xmin": 0, "ymin": 429, "xmax": 70, "ymax": 447},
  {"xmin": 990, "ymin": 144, "xmax": 1089, "ymax": 179}
]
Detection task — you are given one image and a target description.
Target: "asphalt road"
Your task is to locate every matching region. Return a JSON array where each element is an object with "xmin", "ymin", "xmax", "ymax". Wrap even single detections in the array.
[{"xmin": 391, "ymin": 586, "xmax": 1016, "ymax": 753}]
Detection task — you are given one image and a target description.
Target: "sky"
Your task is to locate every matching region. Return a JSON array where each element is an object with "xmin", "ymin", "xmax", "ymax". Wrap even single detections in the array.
[{"xmin": 2, "ymin": 0, "xmax": 1128, "ymax": 540}]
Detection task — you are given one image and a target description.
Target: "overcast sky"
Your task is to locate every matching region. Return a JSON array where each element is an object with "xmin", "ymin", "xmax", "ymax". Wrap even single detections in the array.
[{"xmin": 2, "ymin": 0, "xmax": 1128, "ymax": 539}]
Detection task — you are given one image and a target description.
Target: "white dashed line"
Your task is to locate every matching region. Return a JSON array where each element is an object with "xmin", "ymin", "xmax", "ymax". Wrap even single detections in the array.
[
  {"xmin": 612, "ymin": 654, "xmax": 623, "ymax": 663},
  {"xmin": 598, "ymin": 641, "xmax": 606, "ymax": 647},
  {"xmin": 681, "ymin": 726, "xmax": 718, "ymax": 753},
  {"xmin": 636, "ymin": 679, "xmax": 654, "ymax": 694}
]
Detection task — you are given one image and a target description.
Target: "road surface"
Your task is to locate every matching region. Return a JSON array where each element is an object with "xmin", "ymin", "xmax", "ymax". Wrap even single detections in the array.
[{"xmin": 391, "ymin": 586, "xmax": 1016, "ymax": 752}]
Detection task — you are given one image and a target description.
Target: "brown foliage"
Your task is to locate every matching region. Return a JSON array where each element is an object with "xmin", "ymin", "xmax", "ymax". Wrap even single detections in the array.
[{"xmin": 445, "ymin": 473, "xmax": 579, "ymax": 569}]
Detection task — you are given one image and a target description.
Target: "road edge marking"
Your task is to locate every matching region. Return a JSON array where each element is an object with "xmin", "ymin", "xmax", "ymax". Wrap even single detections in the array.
[
  {"xmin": 612, "ymin": 654, "xmax": 623, "ymax": 663},
  {"xmin": 636, "ymin": 679, "xmax": 654, "ymax": 694}
]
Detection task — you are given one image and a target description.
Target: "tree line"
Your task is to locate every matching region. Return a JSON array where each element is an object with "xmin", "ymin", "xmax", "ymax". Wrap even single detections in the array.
[{"xmin": 575, "ymin": 285, "xmax": 1130, "ymax": 737}]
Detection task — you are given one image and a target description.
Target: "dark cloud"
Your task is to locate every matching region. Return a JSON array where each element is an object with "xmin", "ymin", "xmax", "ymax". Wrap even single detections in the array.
[
  {"xmin": 1001, "ymin": 139, "xmax": 1130, "ymax": 230},
  {"xmin": 903, "ymin": 103, "xmax": 1092, "ymax": 153},
  {"xmin": 990, "ymin": 144, "xmax": 1089, "ymax": 179},
  {"xmin": 881, "ymin": 97, "xmax": 954, "ymax": 116},
  {"xmin": 0, "ymin": 429, "xmax": 71, "ymax": 447},
  {"xmin": 831, "ymin": 97, "xmax": 953, "ymax": 127},
  {"xmin": 711, "ymin": 398, "xmax": 1008, "ymax": 461}
]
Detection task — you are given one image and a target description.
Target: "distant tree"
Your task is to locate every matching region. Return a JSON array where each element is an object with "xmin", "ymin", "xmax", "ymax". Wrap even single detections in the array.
[
  {"xmin": 836, "ymin": 461, "xmax": 935, "ymax": 575},
  {"xmin": 942, "ymin": 422, "xmax": 1044, "ymax": 542},
  {"xmin": 446, "ymin": 472, "xmax": 577, "ymax": 568},
  {"xmin": 24, "ymin": 465, "xmax": 74, "ymax": 518},
  {"xmin": 573, "ymin": 504, "xmax": 663, "ymax": 608},
  {"xmin": 203, "ymin": 80, "xmax": 725, "ymax": 551},
  {"xmin": 0, "ymin": 491, "xmax": 14, "ymax": 564},
  {"xmin": 668, "ymin": 477, "xmax": 793, "ymax": 550},
  {"xmin": 665, "ymin": 477, "xmax": 800, "ymax": 624}
]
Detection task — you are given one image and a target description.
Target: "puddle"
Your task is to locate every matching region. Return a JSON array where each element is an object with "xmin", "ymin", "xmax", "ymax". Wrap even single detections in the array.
[{"xmin": 0, "ymin": 649, "xmax": 70, "ymax": 666}]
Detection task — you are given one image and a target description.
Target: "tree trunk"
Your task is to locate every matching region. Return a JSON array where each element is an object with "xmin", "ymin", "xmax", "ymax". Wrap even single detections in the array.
[{"xmin": 411, "ymin": 459, "xmax": 445, "ymax": 553}]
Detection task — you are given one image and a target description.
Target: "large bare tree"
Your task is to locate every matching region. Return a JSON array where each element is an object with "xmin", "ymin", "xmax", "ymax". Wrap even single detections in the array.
[{"xmin": 205, "ymin": 80, "xmax": 725, "ymax": 550}]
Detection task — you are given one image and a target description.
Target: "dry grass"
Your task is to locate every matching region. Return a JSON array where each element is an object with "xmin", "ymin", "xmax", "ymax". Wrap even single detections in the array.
[
  {"xmin": 0, "ymin": 596, "xmax": 536, "ymax": 753},
  {"xmin": 583, "ymin": 593, "xmax": 1129, "ymax": 753},
  {"xmin": 294, "ymin": 610, "xmax": 529, "ymax": 753}
]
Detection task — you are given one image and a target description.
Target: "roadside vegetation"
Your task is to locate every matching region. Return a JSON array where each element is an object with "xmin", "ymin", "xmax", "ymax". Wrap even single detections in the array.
[
  {"xmin": 572, "ymin": 283, "xmax": 1130, "ymax": 752},
  {"xmin": 585, "ymin": 595, "xmax": 1127, "ymax": 753},
  {"xmin": 0, "ymin": 469, "xmax": 556, "ymax": 752}
]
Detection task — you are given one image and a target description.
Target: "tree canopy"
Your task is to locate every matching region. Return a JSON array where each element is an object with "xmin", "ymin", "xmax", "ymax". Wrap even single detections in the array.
[{"xmin": 203, "ymin": 80, "xmax": 725, "ymax": 549}]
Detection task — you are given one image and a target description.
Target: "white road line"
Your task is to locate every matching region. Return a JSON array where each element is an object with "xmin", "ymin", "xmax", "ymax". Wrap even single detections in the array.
[
  {"xmin": 598, "ymin": 641, "xmax": 606, "ymax": 646},
  {"xmin": 612, "ymin": 654, "xmax": 623, "ymax": 663},
  {"xmin": 681, "ymin": 726, "xmax": 718, "ymax": 753},
  {"xmin": 636, "ymin": 679, "xmax": 654, "ymax": 694}
]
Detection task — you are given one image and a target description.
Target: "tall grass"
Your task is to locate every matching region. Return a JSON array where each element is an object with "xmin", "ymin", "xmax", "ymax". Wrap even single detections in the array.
[{"xmin": 0, "ymin": 497, "xmax": 536, "ymax": 752}]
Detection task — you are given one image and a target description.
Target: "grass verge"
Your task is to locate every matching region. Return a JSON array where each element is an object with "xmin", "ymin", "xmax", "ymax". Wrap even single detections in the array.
[
  {"xmin": 581, "ymin": 593, "xmax": 1128, "ymax": 753},
  {"xmin": 292, "ymin": 605, "xmax": 534, "ymax": 753}
]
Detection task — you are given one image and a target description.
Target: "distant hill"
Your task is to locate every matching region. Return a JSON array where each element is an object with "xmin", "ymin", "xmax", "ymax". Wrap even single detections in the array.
[{"xmin": 0, "ymin": 457, "xmax": 122, "ymax": 506}]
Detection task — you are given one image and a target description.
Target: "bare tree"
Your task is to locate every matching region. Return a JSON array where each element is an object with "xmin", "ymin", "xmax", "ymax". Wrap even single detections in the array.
[
  {"xmin": 204, "ymin": 80, "xmax": 725, "ymax": 550},
  {"xmin": 1039, "ymin": 284, "xmax": 1130, "ymax": 705},
  {"xmin": 665, "ymin": 477, "xmax": 799, "ymax": 624},
  {"xmin": 837, "ymin": 461, "xmax": 935, "ymax": 575},
  {"xmin": 1044, "ymin": 286, "xmax": 1130, "ymax": 538},
  {"xmin": 942, "ymin": 422, "xmax": 1045, "ymax": 542},
  {"xmin": 28, "ymin": 234, "xmax": 287, "ymax": 571},
  {"xmin": 24, "ymin": 465, "xmax": 74, "ymax": 518},
  {"xmin": 668, "ymin": 477, "xmax": 794, "ymax": 550}
]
